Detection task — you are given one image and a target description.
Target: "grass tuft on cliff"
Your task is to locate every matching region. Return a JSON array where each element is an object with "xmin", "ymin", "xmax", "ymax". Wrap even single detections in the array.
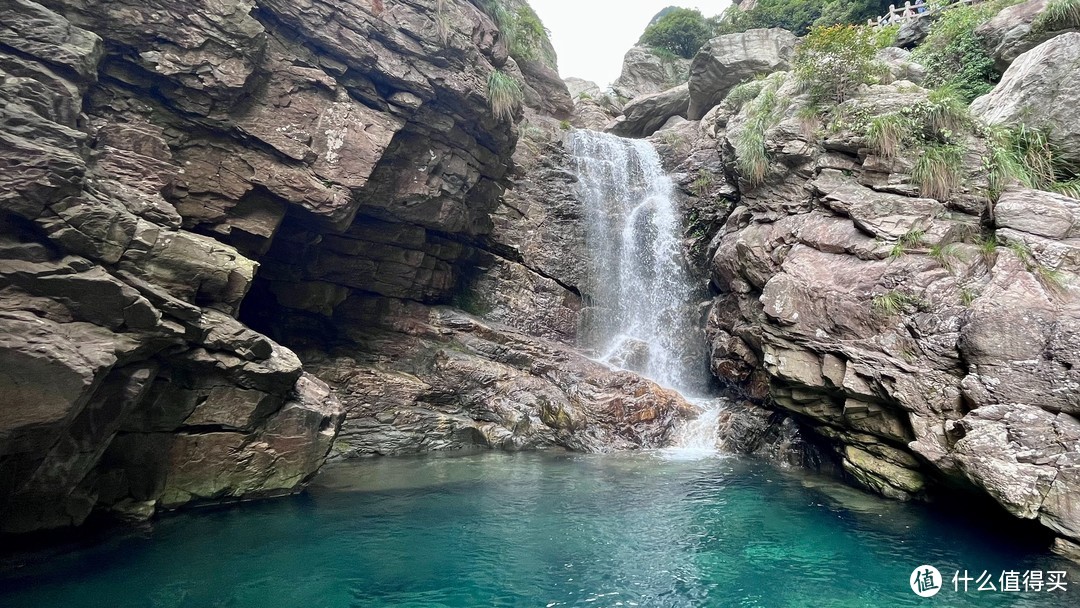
[
  {"xmin": 487, "ymin": 70, "xmax": 522, "ymax": 121},
  {"xmin": 985, "ymin": 124, "xmax": 1080, "ymax": 200},
  {"xmin": 1033, "ymin": 0, "xmax": 1080, "ymax": 33},
  {"xmin": 867, "ymin": 113, "xmax": 907, "ymax": 160},
  {"xmin": 913, "ymin": 143, "xmax": 965, "ymax": 201},
  {"xmin": 872, "ymin": 290, "xmax": 921, "ymax": 316},
  {"xmin": 733, "ymin": 74, "xmax": 789, "ymax": 187}
]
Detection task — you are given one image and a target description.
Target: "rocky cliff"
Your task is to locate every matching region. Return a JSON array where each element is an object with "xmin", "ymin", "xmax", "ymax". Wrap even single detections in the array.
[
  {"xmin": 0, "ymin": 0, "xmax": 691, "ymax": 534},
  {"xmin": 607, "ymin": 16, "xmax": 1080, "ymax": 559}
]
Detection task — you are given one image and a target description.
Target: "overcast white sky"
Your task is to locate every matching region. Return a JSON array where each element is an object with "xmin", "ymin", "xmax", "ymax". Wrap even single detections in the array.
[{"xmin": 529, "ymin": 1, "xmax": 734, "ymax": 88}]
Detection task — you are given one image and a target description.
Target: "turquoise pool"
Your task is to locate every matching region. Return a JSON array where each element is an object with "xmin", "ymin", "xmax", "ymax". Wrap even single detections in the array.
[{"xmin": 1, "ymin": 451, "xmax": 1076, "ymax": 607}]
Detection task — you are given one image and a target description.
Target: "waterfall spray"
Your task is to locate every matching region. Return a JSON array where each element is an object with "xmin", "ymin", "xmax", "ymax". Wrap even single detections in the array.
[{"xmin": 568, "ymin": 130, "xmax": 723, "ymax": 453}]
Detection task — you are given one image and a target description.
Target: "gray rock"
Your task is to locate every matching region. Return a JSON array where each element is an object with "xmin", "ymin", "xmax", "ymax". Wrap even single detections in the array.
[
  {"xmin": 611, "ymin": 45, "xmax": 691, "ymax": 100},
  {"xmin": 305, "ymin": 305, "xmax": 696, "ymax": 456},
  {"xmin": 971, "ymin": 33, "xmax": 1080, "ymax": 164},
  {"xmin": 995, "ymin": 187, "xmax": 1080, "ymax": 239},
  {"xmin": 688, "ymin": 28, "xmax": 797, "ymax": 120},
  {"xmin": 564, "ymin": 77, "xmax": 601, "ymax": 99},
  {"xmin": 876, "ymin": 47, "xmax": 927, "ymax": 85},
  {"xmin": 895, "ymin": 13, "xmax": 934, "ymax": 48},
  {"xmin": 976, "ymin": 0, "xmax": 1080, "ymax": 71},
  {"xmin": 606, "ymin": 83, "xmax": 690, "ymax": 138}
]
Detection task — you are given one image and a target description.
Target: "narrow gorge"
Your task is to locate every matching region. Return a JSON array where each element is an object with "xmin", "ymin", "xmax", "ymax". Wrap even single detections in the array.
[{"xmin": 2, "ymin": 0, "xmax": 1080, "ymax": 605}]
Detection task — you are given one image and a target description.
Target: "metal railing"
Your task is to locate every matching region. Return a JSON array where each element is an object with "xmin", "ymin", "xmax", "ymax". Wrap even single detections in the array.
[{"xmin": 868, "ymin": 0, "xmax": 984, "ymax": 27}]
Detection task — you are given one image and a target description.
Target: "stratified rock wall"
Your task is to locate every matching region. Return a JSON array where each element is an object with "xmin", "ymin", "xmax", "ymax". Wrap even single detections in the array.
[
  {"xmin": 0, "ymin": 0, "xmax": 505, "ymax": 532},
  {"xmin": 660, "ymin": 27, "xmax": 1080, "ymax": 556},
  {"xmin": 0, "ymin": 0, "xmax": 693, "ymax": 534}
]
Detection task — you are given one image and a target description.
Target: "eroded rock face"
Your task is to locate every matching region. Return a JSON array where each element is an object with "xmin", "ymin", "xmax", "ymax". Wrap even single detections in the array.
[
  {"xmin": 972, "ymin": 33, "xmax": 1080, "ymax": 164},
  {"xmin": 688, "ymin": 28, "xmax": 797, "ymax": 120},
  {"xmin": 0, "ymin": 0, "xmax": 526, "ymax": 533},
  {"xmin": 1, "ymin": 0, "xmax": 694, "ymax": 534},
  {"xmin": 671, "ymin": 68, "xmax": 1080, "ymax": 554}
]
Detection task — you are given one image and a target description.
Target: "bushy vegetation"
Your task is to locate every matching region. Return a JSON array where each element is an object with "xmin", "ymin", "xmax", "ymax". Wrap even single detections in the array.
[
  {"xmin": 639, "ymin": 8, "xmax": 715, "ymax": 59},
  {"xmin": 911, "ymin": 0, "xmax": 1019, "ymax": 102},
  {"xmin": 794, "ymin": 25, "xmax": 890, "ymax": 106},
  {"xmin": 508, "ymin": 5, "xmax": 554, "ymax": 63},
  {"xmin": 722, "ymin": 79, "xmax": 765, "ymax": 111},
  {"xmin": 715, "ymin": 0, "xmax": 892, "ymax": 36},
  {"xmin": 859, "ymin": 86, "xmax": 972, "ymax": 200},
  {"xmin": 487, "ymin": 70, "xmax": 522, "ymax": 121}
]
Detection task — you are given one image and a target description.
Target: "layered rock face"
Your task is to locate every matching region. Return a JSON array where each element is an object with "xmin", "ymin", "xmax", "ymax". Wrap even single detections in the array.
[{"xmin": 645, "ymin": 29, "xmax": 1080, "ymax": 555}]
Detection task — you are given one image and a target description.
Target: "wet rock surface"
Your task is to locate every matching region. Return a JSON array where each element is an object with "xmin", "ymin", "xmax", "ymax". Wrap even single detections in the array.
[{"xmin": 304, "ymin": 303, "xmax": 695, "ymax": 456}]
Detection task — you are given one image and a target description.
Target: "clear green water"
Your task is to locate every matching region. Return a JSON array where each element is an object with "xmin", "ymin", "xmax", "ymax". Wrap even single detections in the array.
[{"xmin": 1, "ymin": 451, "xmax": 1076, "ymax": 607}]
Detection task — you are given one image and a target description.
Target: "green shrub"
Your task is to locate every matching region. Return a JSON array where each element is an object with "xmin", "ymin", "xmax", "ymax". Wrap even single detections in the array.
[
  {"xmin": 639, "ymin": 8, "xmax": 714, "ymax": 59},
  {"xmin": 477, "ymin": 1, "xmax": 555, "ymax": 67},
  {"xmin": 487, "ymin": 70, "xmax": 522, "ymax": 121},
  {"xmin": 921, "ymin": 86, "xmax": 971, "ymax": 136},
  {"xmin": 794, "ymin": 24, "xmax": 888, "ymax": 106},
  {"xmin": 723, "ymin": 80, "xmax": 765, "ymax": 111},
  {"xmin": 509, "ymin": 5, "xmax": 554, "ymax": 65},
  {"xmin": 714, "ymin": 0, "xmax": 891, "ymax": 36},
  {"xmin": 912, "ymin": 1, "xmax": 1020, "ymax": 103}
]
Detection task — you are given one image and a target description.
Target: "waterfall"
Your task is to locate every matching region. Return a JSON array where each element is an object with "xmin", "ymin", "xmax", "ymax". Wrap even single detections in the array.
[{"xmin": 568, "ymin": 130, "xmax": 722, "ymax": 454}]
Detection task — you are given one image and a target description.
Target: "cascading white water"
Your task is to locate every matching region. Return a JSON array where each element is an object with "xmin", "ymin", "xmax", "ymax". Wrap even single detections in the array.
[{"xmin": 568, "ymin": 130, "xmax": 723, "ymax": 454}]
